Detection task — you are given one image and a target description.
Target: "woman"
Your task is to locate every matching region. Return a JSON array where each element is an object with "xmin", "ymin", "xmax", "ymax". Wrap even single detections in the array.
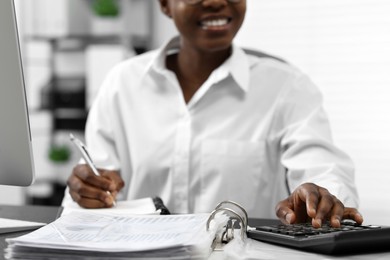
[{"xmin": 65, "ymin": 0, "xmax": 363, "ymax": 227}]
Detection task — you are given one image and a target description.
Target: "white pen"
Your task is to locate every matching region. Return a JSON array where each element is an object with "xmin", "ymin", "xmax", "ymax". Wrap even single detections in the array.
[{"xmin": 69, "ymin": 133, "xmax": 116, "ymax": 207}]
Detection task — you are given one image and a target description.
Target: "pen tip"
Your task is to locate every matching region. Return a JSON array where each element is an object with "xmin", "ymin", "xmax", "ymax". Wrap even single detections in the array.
[{"xmin": 69, "ymin": 133, "xmax": 74, "ymax": 140}]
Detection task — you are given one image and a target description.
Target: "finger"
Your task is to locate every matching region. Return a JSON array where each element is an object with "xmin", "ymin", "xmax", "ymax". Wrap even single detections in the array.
[
  {"xmin": 313, "ymin": 193, "xmax": 335, "ymax": 227},
  {"xmin": 78, "ymin": 184, "xmax": 114, "ymax": 204},
  {"xmin": 100, "ymin": 170, "xmax": 125, "ymax": 192},
  {"xmin": 74, "ymin": 165, "xmax": 114, "ymax": 191},
  {"xmin": 67, "ymin": 175, "xmax": 114, "ymax": 207},
  {"xmin": 328, "ymin": 199, "xmax": 344, "ymax": 228},
  {"xmin": 275, "ymin": 199, "xmax": 296, "ymax": 224},
  {"xmin": 69, "ymin": 190, "xmax": 108, "ymax": 208},
  {"xmin": 290, "ymin": 193, "xmax": 310, "ymax": 223},
  {"xmin": 297, "ymin": 184, "xmax": 319, "ymax": 219},
  {"xmin": 69, "ymin": 188, "xmax": 81, "ymax": 202},
  {"xmin": 343, "ymin": 207, "xmax": 364, "ymax": 225}
]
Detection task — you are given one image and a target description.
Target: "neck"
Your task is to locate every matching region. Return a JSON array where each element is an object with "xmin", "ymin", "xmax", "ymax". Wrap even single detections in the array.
[
  {"xmin": 180, "ymin": 45, "xmax": 231, "ymax": 79},
  {"xmin": 166, "ymin": 42, "xmax": 232, "ymax": 103}
]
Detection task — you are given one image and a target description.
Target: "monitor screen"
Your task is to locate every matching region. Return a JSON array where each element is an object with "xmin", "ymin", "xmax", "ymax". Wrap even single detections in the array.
[{"xmin": 0, "ymin": 0, "xmax": 35, "ymax": 186}]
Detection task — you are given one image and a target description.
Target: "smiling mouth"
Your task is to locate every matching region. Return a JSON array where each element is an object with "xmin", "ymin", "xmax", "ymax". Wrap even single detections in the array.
[{"xmin": 199, "ymin": 18, "xmax": 231, "ymax": 30}]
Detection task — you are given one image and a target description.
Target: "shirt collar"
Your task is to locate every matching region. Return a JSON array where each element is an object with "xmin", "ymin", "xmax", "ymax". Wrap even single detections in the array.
[
  {"xmin": 223, "ymin": 44, "xmax": 250, "ymax": 92},
  {"xmin": 149, "ymin": 36, "xmax": 180, "ymax": 75},
  {"xmin": 149, "ymin": 36, "xmax": 251, "ymax": 92}
]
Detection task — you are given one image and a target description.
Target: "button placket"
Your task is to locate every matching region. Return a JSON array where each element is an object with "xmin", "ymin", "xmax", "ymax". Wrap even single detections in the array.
[{"xmin": 172, "ymin": 110, "xmax": 192, "ymax": 213}]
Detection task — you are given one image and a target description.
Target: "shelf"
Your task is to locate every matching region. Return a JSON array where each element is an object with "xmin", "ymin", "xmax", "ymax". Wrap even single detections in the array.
[{"xmin": 53, "ymin": 108, "xmax": 88, "ymax": 131}]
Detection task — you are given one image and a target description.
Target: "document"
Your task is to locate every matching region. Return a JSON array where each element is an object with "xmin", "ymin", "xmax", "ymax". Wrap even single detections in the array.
[
  {"xmin": 60, "ymin": 197, "xmax": 160, "ymax": 217},
  {"xmin": 5, "ymin": 212, "xmax": 216, "ymax": 259}
]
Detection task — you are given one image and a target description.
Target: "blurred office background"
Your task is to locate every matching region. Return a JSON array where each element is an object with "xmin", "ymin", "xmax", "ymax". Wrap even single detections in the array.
[{"xmin": 2, "ymin": 0, "xmax": 389, "ymax": 224}]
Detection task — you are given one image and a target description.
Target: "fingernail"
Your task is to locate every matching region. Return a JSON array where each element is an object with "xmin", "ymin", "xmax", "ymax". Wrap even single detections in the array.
[
  {"xmin": 105, "ymin": 196, "xmax": 113, "ymax": 205},
  {"xmin": 314, "ymin": 218, "xmax": 322, "ymax": 227},
  {"xmin": 286, "ymin": 213, "xmax": 292, "ymax": 223}
]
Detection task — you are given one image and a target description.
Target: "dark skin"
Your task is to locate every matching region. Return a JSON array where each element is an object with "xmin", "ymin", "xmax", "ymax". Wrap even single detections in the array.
[
  {"xmin": 163, "ymin": 0, "xmax": 246, "ymax": 102},
  {"xmin": 67, "ymin": 165, "xmax": 123, "ymax": 208},
  {"xmin": 67, "ymin": 0, "xmax": 363, "ymax": 227}
]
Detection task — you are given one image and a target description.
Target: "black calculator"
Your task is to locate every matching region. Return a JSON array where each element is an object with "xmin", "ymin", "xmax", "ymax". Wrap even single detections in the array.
[{"xmin": 247, "ymin": 218, "xmax": 390, "ymax": 255}]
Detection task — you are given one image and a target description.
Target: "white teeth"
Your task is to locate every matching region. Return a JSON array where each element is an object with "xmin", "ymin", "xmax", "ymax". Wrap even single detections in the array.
[{"xmin": 202, "ymin": 18, "xmax": 228, "ymax": 28}]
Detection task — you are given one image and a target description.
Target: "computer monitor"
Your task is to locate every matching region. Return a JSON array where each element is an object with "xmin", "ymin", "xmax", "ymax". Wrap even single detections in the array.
[{"xmin": 0, "ymin": 0, "xmax": 35, "ymax": 186}]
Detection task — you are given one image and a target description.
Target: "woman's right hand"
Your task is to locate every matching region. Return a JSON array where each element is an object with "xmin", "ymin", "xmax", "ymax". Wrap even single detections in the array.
[{"xmin": 67, "ymin": 164, "xmax": 124, "ymax": 208}]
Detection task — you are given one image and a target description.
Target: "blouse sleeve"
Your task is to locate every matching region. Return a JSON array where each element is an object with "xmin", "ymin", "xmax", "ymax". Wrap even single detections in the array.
[
  {"xmin": 84, "ymin": 67, "xmax": 121, "ymax": 171},
  {"xmin": 276, "ymin": 73, "xmax": 359, "ymax": 208}
]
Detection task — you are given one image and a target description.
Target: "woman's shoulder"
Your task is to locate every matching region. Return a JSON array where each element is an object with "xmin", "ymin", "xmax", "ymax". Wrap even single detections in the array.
[
  {"xmin": 242, "ymin": 48, "xmax": 287, "ymax": 64},
  {"xmin": 242, "ymin": 47, "xmax": 305, "ymax": 79}
]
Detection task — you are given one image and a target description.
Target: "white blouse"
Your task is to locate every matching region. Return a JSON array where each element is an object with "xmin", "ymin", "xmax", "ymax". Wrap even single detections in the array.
[{"xmin": 73, "ymin": 37, "xmax": 358, "ymax": 218}]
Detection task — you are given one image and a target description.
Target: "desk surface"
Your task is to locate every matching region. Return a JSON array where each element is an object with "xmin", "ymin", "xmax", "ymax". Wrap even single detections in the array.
[
  {"xmin": 0, "ymin": 204, "xmax": 59, "ymax": 260},
  {"xmin": 0, "ymin": 204, "xmax": 389, "ymax": 260}
]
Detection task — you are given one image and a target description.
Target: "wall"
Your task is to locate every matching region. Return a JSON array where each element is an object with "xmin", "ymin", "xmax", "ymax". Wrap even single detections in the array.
[
  {"xmin": 1, "ymin": 0, "xmax": 149, "ymax": 206},
  {"xmin": 150, "ymin": 1, "xmax": 177, "ymax": 49}
]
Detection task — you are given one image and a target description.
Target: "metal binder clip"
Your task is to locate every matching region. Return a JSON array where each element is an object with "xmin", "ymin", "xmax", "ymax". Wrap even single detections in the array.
[{"xmin": 206, "ymin": 201, "xmax": 248, "ymax": 251}]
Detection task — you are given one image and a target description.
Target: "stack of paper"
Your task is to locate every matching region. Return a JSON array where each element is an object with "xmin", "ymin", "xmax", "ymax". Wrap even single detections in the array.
[
  {"xmin": 5, "ymin": 212, "xmax": 216, "ymax": 260},
  {"xmin": 60, "ymin": 197, "xmax": 161, "ymax": 216}
]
